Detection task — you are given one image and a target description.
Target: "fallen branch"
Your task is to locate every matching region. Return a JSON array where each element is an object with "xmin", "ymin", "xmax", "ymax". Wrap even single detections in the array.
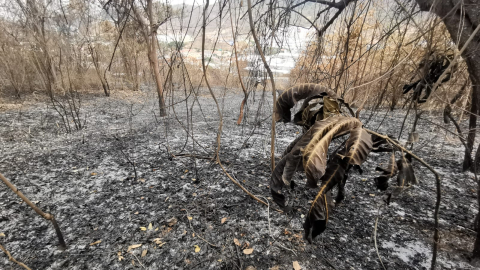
[
  {"xmin": 0, "ymin": 173, "xmax": 67, "ymax": 249},
  {"xmin": 365, "ymin": 129, "xmax": 441, "ymax": 270},
  {"xmin": 0, "ymin": 244, "xmax": 32, "ymax": 270},
  {"xmin": 218, "ymin": 161, "xmax": 283, "ymax": 213}
]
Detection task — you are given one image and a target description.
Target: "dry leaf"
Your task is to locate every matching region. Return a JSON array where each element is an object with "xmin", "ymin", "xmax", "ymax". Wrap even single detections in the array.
[
  {"xmin": 141, "ymin": 249, "xmax": 148, "ymax": 257},
  {"xmin": 187, "ymin": 216, "xmax": 193, "ymax": 220},
  {"xmin": 152, "ymin": 238, "xmax": 166, "ymax": 247},
  {"xmin": 117, "ymin": 251, "xmax": 124, "ymax": 261},
  {"xmin": 91, "ymin": 172, "xmax": 97, "ymax": 176},
  {"xmin": 194, "ymin": 245, "xmax": 201, "ymax": 253},
  {"xmin": 243, "ymin": 248, "xmax": 254, "ymax": 255},
  {"xmin": 134, "ymin": 212, "xmax": 139, "ymax": 215},
  {"xmin": 0, "ymin": 233, "xmax": 5, "ymax": 237},
  {"xmin": 138, "ymin": 178, "xmax": 145, "ymax": 183},
  {"xmin": 148, "ymin": 223, "xmax": 153, "ymax": 230},
  {"xmin": 234, "ymin": 238, "xmax": 240, "ymax": 246},
  {"xmin": 293, "ymin": 261, "xmax": 301, "ymax": 270},
  {"xmin": 131, "ymin": 260, "xmax": 135, "ymax": 266},
  {"xmin": 127, "ymin": 244, "xmax": 142, "ymax": 252},
  {"xmin": 270, "ymin": 266, "xmax": 280, "ymax": 270},
  {"xmin": 89, "ymin": 240, "xmax": 102, "ymax": 246},
  {"xmin": 184, "ymin": 169, "xmax": 189, "ymax": 173},
  {"xmin": 192, "ymin": 178, "xmax": 196, "ymax": 181},
  {"xmin": 221, "ymin": 217, "xmax": 228, "ymax": 224},
  {"xmin": 140, "ymin": 227, "xmax": 147, "ymax": 231}
]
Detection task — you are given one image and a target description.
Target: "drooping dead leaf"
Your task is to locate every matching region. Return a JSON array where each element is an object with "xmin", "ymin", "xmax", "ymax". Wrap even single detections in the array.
[
  {"xmin": 293, "ymin": 261, "xmax": 301, "ymax": 270},
  {"xmin": 243, "ymin": 248, "xmax": 254, "ymax": 255},
  {"xmin": 194, "ymin": 245, "xmax": 201, "ymax": 253},
  {"xmin": 233, "ymin": 238, "xmax": 240, "ymax": 246},
  {"xmin": 141, "ymin": 249, "xmax": 148, "ymax": 257},
  {"xmin": 221, "ymin": 217, "xmax": 228, "ymax": 224},
  {"xmin": 127, "ymin": 244, "xmax": 142, "ymax": 252},
  {"xmin": 90, "ymin": 240, "xmax": 102, "ymax": 246},
  {"xmin": 148, "ymin": 223, "xmax": 153, "ymax": 230},
  {"xmin": 140, "ymin": 227, "xmax": 147, "ymax": 231}
]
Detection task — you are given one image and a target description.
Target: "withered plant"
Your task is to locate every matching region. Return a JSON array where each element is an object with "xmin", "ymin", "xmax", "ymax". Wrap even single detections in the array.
[{"xmin": 270, "ymin": 84, "xmax": 422, "ymax": 243}]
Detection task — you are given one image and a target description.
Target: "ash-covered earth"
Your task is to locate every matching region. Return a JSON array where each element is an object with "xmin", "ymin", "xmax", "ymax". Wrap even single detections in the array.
[{"xmin": 0, "ymin": 87, "xmax": 478, "ymax": 270}]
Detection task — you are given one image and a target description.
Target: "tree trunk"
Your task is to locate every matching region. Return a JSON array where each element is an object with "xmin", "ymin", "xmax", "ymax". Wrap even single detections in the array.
[
  {"xmin": 464, "ymin": 84, "xmax": 478, "ymax": 170},
  {"xmin": 148, "ymin": 40, "xmax": 166, "ymax": 117}
]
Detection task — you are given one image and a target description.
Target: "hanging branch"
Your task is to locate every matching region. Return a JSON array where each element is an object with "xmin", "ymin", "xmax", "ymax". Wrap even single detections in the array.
[
  {"xmin": 364, "ymin": 129, "xmax": 441, "ymax": 270},
  {"xmin": 247, "ymin": 0, "xmax": 277, "ymax": 171},
  {"xmin": 0, "ymin": 173, "xmax": 66, "ymax": 250}
]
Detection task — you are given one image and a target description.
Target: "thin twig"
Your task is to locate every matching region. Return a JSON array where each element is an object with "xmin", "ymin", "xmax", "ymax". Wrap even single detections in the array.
[
  {"xmin": 129, "ymin": 251, "xmax": 146, "ymax": 269},
  {"xmin": 257, "ymin": 195, "xmax": 274, "ymax": 240},
  {"xmin": 0, "ymin": 244, "xmax": 32, "ymax": 270},
  {"xmin": 374, "ymin": 216, "xmax": 387, "ymax": 270},
  {"xmin": 274, "ymin": 242, "xmax": 297, "ymax": 256},
  {"xmin": 218, "ymin": 161, "xmax": 282, "ymax": 213},
  {"xmin": 182, "ymin": 209, "xmax": 218, "ymax": 247}
]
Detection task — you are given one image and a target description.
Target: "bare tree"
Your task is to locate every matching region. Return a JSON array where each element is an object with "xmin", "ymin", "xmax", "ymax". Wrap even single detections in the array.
[{"xmin": 131, "ymin": 0, "xmax": 170, "ymax": 116}]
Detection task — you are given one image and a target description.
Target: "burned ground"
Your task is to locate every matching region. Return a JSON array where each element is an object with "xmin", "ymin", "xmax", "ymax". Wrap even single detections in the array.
[{"xmin": 0, "ymin": 88, "xmax": 478, "ymax": 269}]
